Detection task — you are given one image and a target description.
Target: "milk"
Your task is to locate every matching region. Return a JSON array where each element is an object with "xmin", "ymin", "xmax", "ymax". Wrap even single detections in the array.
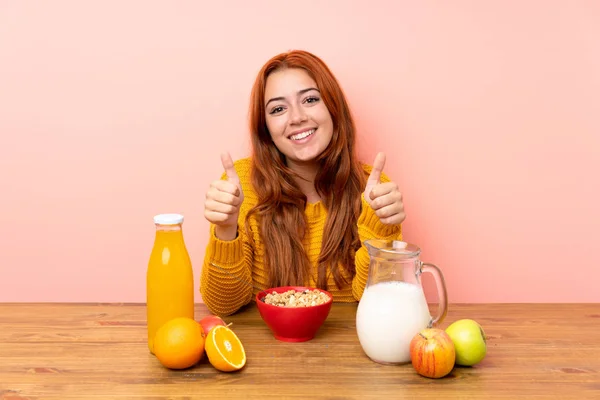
[{"xmin": 356, "ymin": 281, "xmax": 432, "ymax": 364}]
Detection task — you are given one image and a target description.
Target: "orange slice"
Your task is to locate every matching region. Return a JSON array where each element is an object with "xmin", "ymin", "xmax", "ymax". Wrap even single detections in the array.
[{"xmin": 205, "ymin": 325, "xmax": 246, "ymax": 372}]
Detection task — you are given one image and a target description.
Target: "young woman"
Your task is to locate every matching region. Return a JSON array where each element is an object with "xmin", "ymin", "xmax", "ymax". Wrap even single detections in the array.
[{"xmin": 201, "ymin": 50, "xmax": 405, "ymax": 316}]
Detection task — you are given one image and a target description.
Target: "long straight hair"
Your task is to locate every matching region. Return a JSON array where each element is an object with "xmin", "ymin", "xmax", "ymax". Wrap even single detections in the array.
[{"xmin": 246, "ymin": 50, "xmax": 366, "ymax": 290}]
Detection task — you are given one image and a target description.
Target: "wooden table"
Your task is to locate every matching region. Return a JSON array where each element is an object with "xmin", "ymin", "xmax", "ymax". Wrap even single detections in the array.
[{"xmin": 1, "ymin": 303, "xmax": 599, "ymax": 399}]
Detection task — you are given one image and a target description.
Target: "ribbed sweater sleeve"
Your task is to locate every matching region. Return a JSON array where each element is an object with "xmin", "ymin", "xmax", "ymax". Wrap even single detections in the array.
[
  {"xmin": 199, "ymin": 159, "xmax": 255, "ymax": 317},
  {"xmin": 352, "ymin": 170, "xmax": 403, "ymax": 301},
  {"xmin": 200, "ymin": 224, "xmax": 254, "ymax": 316}
]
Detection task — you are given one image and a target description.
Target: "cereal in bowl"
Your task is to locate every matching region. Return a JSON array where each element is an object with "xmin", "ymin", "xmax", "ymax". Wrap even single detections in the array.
[{"xmin": 262, "ymin": 289, "xmax": 330, "ymax": 307}]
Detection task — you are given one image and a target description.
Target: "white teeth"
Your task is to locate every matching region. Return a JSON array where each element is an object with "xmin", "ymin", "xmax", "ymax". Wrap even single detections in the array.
[{"xmin": 290, "ymin": 129, "xmax": 315, "ymax": 141}]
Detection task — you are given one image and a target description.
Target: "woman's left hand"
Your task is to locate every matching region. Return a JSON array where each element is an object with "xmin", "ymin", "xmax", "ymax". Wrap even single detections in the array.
[{"xmin": 364, "ymin": 152, "xmax": 406, "ymax": 225}]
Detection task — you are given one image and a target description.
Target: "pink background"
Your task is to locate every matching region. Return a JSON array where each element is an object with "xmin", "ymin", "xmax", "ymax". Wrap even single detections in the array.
[{"xmin": 1, "ymin": 1, "xmax": 599, "ymax": 303}]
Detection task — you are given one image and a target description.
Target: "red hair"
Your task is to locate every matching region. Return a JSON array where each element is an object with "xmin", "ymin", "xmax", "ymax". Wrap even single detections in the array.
[{"xmin": 246, "ymin": 50, "xmax": 366, "ymax": 290}]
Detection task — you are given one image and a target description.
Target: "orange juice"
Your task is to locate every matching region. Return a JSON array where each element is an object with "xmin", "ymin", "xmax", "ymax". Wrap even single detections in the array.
[{"xmin": 146, "ymin": 214, "xmax": 194, "ymax": 354}]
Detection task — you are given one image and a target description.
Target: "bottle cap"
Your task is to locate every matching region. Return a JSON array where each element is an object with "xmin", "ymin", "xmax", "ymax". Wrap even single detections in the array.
[{"xmin": 153, "ymin": 213, "xmax": 184, "ymax": 225}]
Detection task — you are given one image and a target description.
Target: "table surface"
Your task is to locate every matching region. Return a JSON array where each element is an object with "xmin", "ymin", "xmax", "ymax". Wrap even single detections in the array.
[{"xmin": 1, "ymin": 302, "xmax": 599, "ymax": 399}]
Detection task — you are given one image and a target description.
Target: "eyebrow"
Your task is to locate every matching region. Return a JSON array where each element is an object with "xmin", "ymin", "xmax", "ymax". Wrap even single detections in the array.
[{"xmin": 265, "ymin": 87, "xmax": 320, "ymax": 108}]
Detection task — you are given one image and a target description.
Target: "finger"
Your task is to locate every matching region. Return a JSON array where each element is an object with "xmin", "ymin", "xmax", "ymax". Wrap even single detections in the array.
[
  {"xmin": 205, "ymin": 198, "xmax": 239, "ymax": 215},
  {"xmin": 366, "ymin": 152, "xmax": 386, "ymax": 185},
  {"xmin": 369, "ymin": 182, "xmax": 399, "ymax": 201},
  {"xmin": 379, "ymin": 212, "xmax": 406, "ymax": 225},
  {"xmin": 204, "ymin": 210, "xmax": 231, "ymax": 224},
  {"xmin": 206, "ymin": 188, "xmax": 242, "ymax": 207},
  {"xmin": 375, "ymin": 202, "xmax": 404, "ymax": 220},
  {"xmin": 210, "ymin": 180, "xmax": 241, "ymax": 198},
  {"xmin": 371, "ymin": 194, "xmax": 403, "ymax": 212},
  {"xmin": 221, "ymin": 152, "xmax": 240, "ymax": 183}
]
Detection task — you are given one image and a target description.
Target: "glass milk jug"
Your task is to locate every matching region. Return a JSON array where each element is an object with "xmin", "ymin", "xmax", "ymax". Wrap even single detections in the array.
[
  {"xmin": 356, "ymin": 240, "xmax": 448, "ymax": 364},
  {"xmin": 146, "ymin": 214, "xmax": 194, "ymax": 354}
]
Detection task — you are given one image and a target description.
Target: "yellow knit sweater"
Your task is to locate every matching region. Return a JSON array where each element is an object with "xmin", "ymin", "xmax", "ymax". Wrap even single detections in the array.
[{"xmin": 200, "ymin": 157, "xmax": 402, "ymax": 316}]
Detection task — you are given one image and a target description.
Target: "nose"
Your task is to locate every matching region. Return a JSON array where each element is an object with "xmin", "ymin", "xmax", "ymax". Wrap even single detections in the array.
[{"xmin": 289, "ymin": 106, "xmax": 308, "ymax": 124}]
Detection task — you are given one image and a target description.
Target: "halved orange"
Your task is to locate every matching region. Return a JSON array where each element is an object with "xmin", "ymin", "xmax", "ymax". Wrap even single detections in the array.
[{"xmin": 205, "ymin": 325, "xmax": 246, "ymax": 372}]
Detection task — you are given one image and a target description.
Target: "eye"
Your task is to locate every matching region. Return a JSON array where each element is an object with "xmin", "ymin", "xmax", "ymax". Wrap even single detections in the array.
[
  {"xmin": 269, "ymin": 106, "xmax": 285, "ymax": 115},
  {"xmin": 304, "ymin": 96, "xmax": 320, "ymax": 104}
]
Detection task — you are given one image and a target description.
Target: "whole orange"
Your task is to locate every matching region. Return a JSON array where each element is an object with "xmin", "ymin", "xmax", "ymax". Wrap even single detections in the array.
[{"xmin": 153, "ymin": 317, "xmax": 204, "ymax": 369}]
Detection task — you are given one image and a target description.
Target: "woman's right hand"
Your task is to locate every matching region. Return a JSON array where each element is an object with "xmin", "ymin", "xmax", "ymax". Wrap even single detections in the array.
[{"xmin": 204, "ymin": 152, "xmax": 244, "ymax": 240}]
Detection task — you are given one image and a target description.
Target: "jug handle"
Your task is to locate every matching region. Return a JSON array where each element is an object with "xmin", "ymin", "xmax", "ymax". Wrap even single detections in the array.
[{"xmin": 420, "ymin": 262, "xmax": 448, "ymax": 327}]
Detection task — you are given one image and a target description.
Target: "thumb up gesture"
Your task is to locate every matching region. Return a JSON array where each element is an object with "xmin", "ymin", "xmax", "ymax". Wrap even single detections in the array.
[
  {"xmin": 204, "ymin": 152, "xmax": 244, "ymax": 240},
  {"xmin": 364, "ymin": 152, "xmax": 406, "ymax": 225}
]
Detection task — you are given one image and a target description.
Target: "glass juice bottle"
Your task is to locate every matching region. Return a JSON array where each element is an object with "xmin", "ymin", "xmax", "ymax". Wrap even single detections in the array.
[{"xmin": 146, "ymin": 213, "xmax": 194, "ymax": 354}]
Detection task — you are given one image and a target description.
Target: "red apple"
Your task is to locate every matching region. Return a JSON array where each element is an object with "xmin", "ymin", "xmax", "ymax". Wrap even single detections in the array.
[
  {"xmin": 410, "ymin": 328, "xmax": 456, "ymax": 379},
  {"xmin": 198, "ymin": 315, "xmax": 226, "ymax": 336}
]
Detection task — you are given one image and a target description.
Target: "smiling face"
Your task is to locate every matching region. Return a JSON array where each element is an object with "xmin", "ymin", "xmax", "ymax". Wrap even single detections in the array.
[{"xmin": 264, "ymin": 68, "xmax": 334, "ymax": 169}]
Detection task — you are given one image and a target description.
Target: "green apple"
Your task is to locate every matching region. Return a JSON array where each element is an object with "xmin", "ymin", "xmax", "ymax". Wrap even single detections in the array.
[{"xmin": 445, "ymin": 319, "xmax": 487, "ymax": 366}]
